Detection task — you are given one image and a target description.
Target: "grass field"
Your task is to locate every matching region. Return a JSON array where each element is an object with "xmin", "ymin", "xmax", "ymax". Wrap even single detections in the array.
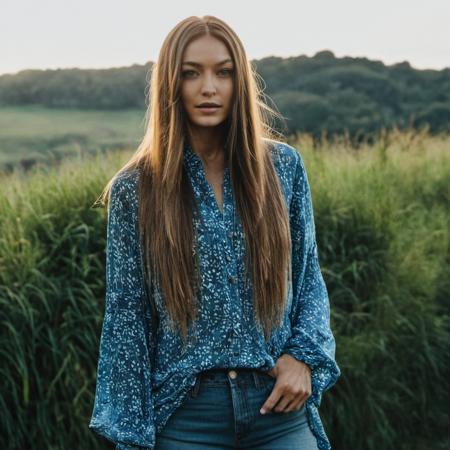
[{"xmin": 0, "ymin": 106, "xmax": 146, "ymax": 170}]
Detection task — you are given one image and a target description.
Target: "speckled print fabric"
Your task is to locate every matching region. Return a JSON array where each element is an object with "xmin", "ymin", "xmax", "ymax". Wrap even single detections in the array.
[{"xmin": 89, "ymin": 140, "xmax": 341, "ymax": 450}]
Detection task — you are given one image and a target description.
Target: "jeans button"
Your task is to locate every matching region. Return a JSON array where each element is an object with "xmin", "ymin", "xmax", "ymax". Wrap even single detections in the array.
[{"xmin": 228, "ymin": 370, "xmax": 237, "ymax": 379}]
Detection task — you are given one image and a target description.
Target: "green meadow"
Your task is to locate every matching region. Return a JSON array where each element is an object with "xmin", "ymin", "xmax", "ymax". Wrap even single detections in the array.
[
  {"xmin": 0, "ymin": 129, "xmax": 449, "ymax": 449},
  {"xmin": 0, "ymin": 106, "xmax": 145, "ymax": 170}
]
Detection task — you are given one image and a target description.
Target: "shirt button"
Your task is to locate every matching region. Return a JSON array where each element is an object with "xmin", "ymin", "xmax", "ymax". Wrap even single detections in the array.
[
  {"xmin": 228, "ymin": 370, "xmax": 237, "ymax": 379},
  {"xmin": 225, "ymin": 254, "xmax": 231, "ymax": 262},
  {"xmin": 228, "ymin": 275, "xmax": 236, "ymax": 284}
]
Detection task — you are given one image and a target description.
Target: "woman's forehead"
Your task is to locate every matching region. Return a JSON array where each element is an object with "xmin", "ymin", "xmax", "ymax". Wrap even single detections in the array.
[{"xmin": 182, "ymin": 36, "xmax": 232, "ymax": 65}]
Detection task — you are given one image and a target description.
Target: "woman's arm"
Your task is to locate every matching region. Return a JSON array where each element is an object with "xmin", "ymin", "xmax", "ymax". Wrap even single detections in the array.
[
  {"xmin": 281, "ymin": 149, "xmax": 341, "ymax": 408},
  {"xmin": 89, "ymin": 171, "xmax": 156, "ymax": 449}
]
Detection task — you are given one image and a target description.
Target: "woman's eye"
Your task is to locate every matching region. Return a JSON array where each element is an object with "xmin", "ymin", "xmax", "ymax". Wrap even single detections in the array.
[
  {"xmin": 181, "ymin": 70, "xmax": 197, "ymax": 77},
  {"xmin": 181, "ymin": 69, "xmax": 234, "ymax": 78}
]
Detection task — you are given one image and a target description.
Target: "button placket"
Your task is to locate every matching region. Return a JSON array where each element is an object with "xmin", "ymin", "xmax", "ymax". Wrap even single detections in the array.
[{"xmin": 223, "ymin": 186, "xmax": 243, "ymax": 365}]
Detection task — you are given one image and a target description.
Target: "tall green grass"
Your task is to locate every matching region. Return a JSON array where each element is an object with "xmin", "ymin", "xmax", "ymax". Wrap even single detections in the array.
[
  {"xmin": 0, "ymin": 129, "xmax": 449, "ymax": 449},
  {"xmin": 290, "ymin": 128, "xmax": 450, "ymax": 449}
]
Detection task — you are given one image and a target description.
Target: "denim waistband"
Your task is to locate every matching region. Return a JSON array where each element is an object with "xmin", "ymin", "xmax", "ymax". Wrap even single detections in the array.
[{"xmin": 194, "ymin": 367, "xmax": 274, "ymax": 390}]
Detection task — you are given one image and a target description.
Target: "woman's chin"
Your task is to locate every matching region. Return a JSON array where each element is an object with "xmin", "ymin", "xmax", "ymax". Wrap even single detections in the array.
[{"xmin": 188, "ymin": 117, "xmax": 228, "ymax": 128}]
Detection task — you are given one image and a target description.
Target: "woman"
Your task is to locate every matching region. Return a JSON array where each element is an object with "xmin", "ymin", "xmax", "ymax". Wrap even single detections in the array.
[{"xmin": 89, "ymin": 15, "xmax": 340, "ymax": 450}]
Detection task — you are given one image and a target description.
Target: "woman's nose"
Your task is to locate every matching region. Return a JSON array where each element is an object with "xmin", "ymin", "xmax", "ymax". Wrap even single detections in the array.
[{"xmin": 200, "ymin": 74, "xmax": 217, "ymax": 94}]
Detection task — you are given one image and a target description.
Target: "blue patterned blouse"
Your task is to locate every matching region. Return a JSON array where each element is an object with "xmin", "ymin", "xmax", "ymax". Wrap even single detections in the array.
[{"xmin": 89, "ymin": 140, "xmax": 341, "ymax": 450}]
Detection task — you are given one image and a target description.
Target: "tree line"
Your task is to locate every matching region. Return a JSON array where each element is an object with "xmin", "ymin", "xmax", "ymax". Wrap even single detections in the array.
[{"xmin": 1, "ymin": 50, "xmax": 449, "ymax": 141}]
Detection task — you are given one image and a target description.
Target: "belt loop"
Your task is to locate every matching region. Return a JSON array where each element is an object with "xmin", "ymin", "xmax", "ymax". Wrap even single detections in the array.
[
  {"xmin": 191, "ymin": 372, "xmax": 202, "ymax": 397},
  {"xmin": 252, "ymin": 369, "xmax": 262, "ymax": 389}
]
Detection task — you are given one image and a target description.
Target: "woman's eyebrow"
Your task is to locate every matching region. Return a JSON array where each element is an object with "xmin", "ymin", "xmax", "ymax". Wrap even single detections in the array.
[{"xmin": 181, "ymin": 59, "xmax": 233, "ymax": 68}]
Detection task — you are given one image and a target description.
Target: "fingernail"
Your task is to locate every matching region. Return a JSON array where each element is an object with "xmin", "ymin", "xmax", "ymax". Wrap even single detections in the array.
[{"xmin": 260, "ymin": 408, "xmax": 266, "ymax": 414}]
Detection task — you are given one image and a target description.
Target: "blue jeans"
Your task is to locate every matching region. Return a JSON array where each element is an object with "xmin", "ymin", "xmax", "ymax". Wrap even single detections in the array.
[{"xmin": 154, "ymin": 367, "xmax": 319, "ymax": 449}]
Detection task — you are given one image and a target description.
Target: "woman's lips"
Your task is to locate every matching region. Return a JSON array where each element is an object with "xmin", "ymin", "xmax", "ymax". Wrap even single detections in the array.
[{"xmin": 196, "ymin": 106, "xmax": 221, "ymax": 114}]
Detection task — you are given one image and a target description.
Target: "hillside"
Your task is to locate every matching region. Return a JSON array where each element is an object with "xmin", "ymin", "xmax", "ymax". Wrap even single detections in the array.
[{"xmin": 1, "ymin": 51, "xmax": 449, "ymax": 139}]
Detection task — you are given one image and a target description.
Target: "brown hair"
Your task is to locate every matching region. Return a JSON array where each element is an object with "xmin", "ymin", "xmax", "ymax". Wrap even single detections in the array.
[{"xmin": 94, "ymin": 15, "xmax": 291, "ymax": 344}]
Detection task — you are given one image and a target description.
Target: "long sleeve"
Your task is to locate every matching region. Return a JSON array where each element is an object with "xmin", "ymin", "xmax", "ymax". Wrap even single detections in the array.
[
  {"xmin": 281, "ymin": 150, "xmax": 341, "ymax": 408},
  {"xmin": 89, "ymin": 172, "xmax": 156, "ymax": 449}
]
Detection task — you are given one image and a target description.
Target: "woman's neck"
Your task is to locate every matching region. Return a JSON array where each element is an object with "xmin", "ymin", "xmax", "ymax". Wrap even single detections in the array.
[{"xmin": 187, "ymin": 128, "xmax": 227, "ymax": 170}]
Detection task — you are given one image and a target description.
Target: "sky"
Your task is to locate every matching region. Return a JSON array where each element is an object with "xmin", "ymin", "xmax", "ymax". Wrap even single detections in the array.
[{"xmin": 2, "ymin": 0, "xmax": 449, "ymax": 75}]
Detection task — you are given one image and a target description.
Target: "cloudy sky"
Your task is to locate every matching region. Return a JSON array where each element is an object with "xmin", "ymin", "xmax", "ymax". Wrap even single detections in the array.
[{"xmin": 2, "ymin": 0, "xmax": 449, "ymax": 75}]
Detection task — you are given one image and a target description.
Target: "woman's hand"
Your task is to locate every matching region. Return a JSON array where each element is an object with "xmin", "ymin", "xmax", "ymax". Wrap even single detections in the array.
[{"xmin": 261, "ymin": 354, "xmax": 312, "ymax": 414}]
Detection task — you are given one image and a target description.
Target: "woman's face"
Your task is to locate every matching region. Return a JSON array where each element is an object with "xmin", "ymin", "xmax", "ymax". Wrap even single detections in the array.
[{"xmin": 180, "ymin": 34, "xmax": 234, "ymax": 130}]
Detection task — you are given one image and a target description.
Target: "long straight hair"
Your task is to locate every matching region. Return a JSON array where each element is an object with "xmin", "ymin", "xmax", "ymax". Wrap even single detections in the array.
[{"xmin": 95, "ymin": 15, "xmax": 291, "ymax": 344}]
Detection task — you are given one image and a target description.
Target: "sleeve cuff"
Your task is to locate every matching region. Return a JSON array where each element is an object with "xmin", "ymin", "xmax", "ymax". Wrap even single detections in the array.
[{"xmin": 282, "ymin": 337, "xmax": 340, "ymax": 408}]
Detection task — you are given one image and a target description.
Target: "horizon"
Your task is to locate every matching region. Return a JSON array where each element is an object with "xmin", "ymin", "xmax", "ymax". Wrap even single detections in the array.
[{"xmin": 2, "ymin": 49, "xmax": 448, "ymax": 78}]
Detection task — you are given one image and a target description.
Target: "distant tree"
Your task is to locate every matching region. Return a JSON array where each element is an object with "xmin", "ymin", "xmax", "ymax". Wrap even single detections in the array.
[{"xmin": 1, "ymin": 54, "xmax": 449, "ymax": 137}]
